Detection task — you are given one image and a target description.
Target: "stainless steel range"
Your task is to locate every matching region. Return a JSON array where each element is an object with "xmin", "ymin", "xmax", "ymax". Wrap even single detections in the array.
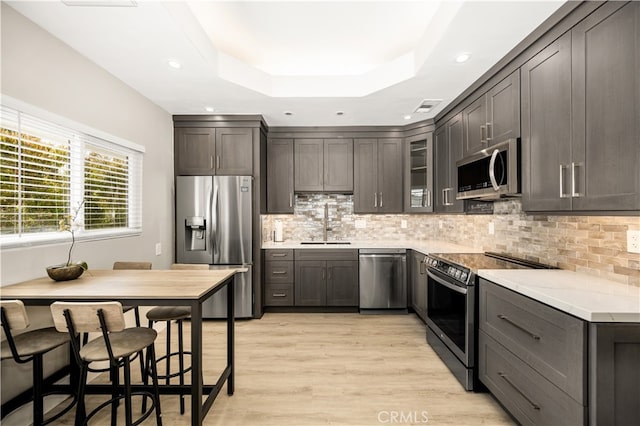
[{"xmin": 424, "ymin": 252, "xmax": 551, "ymax": 391}]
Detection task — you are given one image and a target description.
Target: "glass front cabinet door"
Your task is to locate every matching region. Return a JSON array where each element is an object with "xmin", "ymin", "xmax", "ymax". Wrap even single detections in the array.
[{"xmin": 404, "ymin": 132, "xmax": 433, "ymax": 213}]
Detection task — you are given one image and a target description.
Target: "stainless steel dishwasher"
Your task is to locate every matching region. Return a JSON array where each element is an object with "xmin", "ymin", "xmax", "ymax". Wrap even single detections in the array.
[{"xmin": 359, "ymin": 248, "xmax": 407, "ymax": 312}]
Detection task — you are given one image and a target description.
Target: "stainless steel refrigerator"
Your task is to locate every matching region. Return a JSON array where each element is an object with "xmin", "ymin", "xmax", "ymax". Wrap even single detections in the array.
[{"xmin": 175, "ymin": 175, "xmax": 252, "ymax": 318}]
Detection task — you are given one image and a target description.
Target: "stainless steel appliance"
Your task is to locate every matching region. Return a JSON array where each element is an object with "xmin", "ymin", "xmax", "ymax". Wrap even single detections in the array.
[
  {"xmin": 359, "ymin": 249, "xmax": 407, "ymax": 312},
  {"xmin": 176, "ymin": 175, "xmax": 253, "ymax": 318},
  {"xmin": 425, "ymin": 252, "xmax": 550, "ymax": 390},
  {"xmin": 456, "ymin": 138, "xmax": 520, "ymax": 200}
]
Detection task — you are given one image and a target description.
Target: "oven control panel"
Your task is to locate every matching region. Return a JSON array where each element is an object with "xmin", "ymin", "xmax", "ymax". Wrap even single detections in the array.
[{"xmin": 425, "ymin": 256, "xmax": 471, "ymax": 285}]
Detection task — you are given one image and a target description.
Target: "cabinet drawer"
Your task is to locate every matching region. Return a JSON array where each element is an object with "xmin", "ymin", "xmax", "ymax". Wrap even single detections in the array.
[
  {"xmin": 264, "ymin": 284, "xmax": 294, "ymax": 306},
  {"xmin": 265, "ymin": 261, "xmax": 294, "ymax": 284},
  {"xmin": 294, "ymin": 249, "xmax": 358, "ymax": 261},
  {"xmin": 264, "ymin": 249, "xmax": 294, "ymax": 261},
  {"xmin": 479, "ymin": 279, "xmax": 586, "ymax": 403},
  {"xmin": 479, "ymin": 331, "xmax": 585, "ymax": 426}
]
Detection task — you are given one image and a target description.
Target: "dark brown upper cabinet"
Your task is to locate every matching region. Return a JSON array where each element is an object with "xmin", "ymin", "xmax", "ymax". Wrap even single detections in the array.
[
  {"xmin": 434, "ymin": 114, "xmax": 464, "ymax": 213},
  {"xmin": 294, "ymin": 138, "xmax": 353, "ymax": 192},
  {"xmin": 175, "ymin": 127, "xmax": 253, "ymax": 176},
  {"xmin": 404, "ymin": 133, "xmax": 433, "ymax": 213},
  {"xmin": 521, "ymin": 32, "xmax": 572, "ymax": 212},
  {"xmin": 214, "ymin": 128, "xmax": 254, "ymax": 175},
  {"xmin": 267, "ymin": 138, "xmax": 294, "ymax": 213},
  {"xmin": 523, "ymin": 1, "xmax": 639, "ymax": 212},
  {"xmin": 462, "ymin": 70, "xmax": 520, "ymax": 155},
  {"xmin": 174, "ymin": 127, "xmax": 216, "ymax": 175},
  {"xmin": 570, "ymin": 1, "xmax": 639, "ymax": 211},
  {"xmin": 354, "ymin": 138, "xmax": 403, "ymax": 213}
]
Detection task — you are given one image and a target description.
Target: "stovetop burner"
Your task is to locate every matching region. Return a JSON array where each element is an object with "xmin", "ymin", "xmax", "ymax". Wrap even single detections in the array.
[{"xmin": 425, "ymin": 252, "xmax": 552, "ymax": 286}]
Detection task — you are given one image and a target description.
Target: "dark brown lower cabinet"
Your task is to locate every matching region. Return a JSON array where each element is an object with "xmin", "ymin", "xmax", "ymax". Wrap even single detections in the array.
[
  {"xmin": 294, "ymin": 250, "xmax": 358, "ymax": 307},
  {"xmin": 295, "ymin": 260, "xmax": 326, "ymax": 306},
  {"xmin": 589, "ymin": 324, "xmax": 640, "ymax": 425},
  {"xmin": 410, "ymin": 250, "xmax": 427, "ymax": 322},
  {"xmin": 264, "ymin": 250, "xmax": 294, "ymax": 306},
  {"xmin": 479, "ymin": 278, "xmax": 640, "ymax": 426},
  {"xmin": 325, "ymin": 261, "xmax": 359, "ymax": 306}
]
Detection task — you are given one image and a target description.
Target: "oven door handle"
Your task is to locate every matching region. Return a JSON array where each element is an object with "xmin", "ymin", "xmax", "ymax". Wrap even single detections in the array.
[{"xmin": 427, "ymin": 270, "xmax": 467, "ymax": 295}]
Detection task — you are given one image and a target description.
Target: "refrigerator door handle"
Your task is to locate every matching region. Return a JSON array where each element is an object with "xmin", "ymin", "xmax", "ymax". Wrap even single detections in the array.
[{"xmin": 210, "ymin": 182, "xmax": 219, "ymax": 259}]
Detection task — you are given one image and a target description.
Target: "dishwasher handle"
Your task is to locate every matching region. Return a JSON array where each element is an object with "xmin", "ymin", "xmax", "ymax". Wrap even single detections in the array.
[{"xmin": 359, "ymin": 254, "xmax": 406, "ymax": 259}]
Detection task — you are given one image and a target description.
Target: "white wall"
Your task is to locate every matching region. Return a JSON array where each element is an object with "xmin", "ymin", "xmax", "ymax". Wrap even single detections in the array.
[
  {"xmin": 0, "ymin": 3, "xmax": 174, "ymax": 283},
  {"xmin": 0, "ymin": 3, "xmax": 175, "ymax": 412}
]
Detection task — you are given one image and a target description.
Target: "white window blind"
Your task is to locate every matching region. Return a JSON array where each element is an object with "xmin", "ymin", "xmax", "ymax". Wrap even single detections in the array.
[{"xmin": 0, "ymin": 105, "xmax": 143, "ymax": 247}]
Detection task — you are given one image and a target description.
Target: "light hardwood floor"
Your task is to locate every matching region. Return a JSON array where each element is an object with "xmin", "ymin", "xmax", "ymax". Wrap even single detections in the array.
[{"xmin": 46, "ymin": 313, "xmax": 514, "ymax": 425}]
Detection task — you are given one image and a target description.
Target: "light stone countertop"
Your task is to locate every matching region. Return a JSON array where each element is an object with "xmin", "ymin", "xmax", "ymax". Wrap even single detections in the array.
[
  {"xmin": 261, "ymin": 239, "xmax": 482, "ymax": 254},
  {"xmin": 478, "ymin": 269, "xmax": 640, "ymax": 323}
]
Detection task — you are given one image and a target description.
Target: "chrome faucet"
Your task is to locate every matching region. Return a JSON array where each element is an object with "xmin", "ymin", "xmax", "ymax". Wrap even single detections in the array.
[{"xmin": 323, "ymin": 203, "xmax": 330, "ymax": 242}]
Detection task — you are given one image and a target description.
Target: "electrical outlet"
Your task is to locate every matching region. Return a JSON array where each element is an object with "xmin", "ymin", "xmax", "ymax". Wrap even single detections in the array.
[
  {"xmin": 155, "ymin": 242, "xmax": 162, "ymax": 256},
  {"xmin": 439, "ymin": 220, "xmax": 443, "ymax": 229},
  {"xmin": 488, "ymin": 222, "xmax": 495, "ymax": 235},
  {"xmin": 355, "ymin": 220, "xmax": 367, "ymax": 229},
  {"xmin": 627, "ymin": 230, "xmax": 640, "ymax": 254},
  {"xmin": 400, "ymin": 220, "xmax": 408, "ymax": 229}
]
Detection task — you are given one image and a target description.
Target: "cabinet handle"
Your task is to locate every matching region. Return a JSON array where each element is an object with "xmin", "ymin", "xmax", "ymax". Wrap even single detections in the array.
[
  {"xmin": 571, "ymin": 162, "xmax": 583, "ymax": 198},
  {"xmin": 498, "ymin": 372, "xmax": 541, "ymax": 410},
  {"xmin": 271, "ymin": 253, "xmax": 287, "ymax": 258},
  {"xmin": 210, "ymin": 155, "xmax": 214, "ymax": 169},
  {"xmin": 322, "ymin": 269, "xmax": 326, "ymax": 279},
  {"xmin": 327, "ymin": 268, "xmax": 332, "ymax": 280},
  {"xmin": 289, "ymin": 192, "xmax": 293, "ymax": 208},
  {"xmin": 374, "ymin": 192, "xmax": 378, "ymax": 208},
  {"xmin": 480, "ymin": 125, "xmax": 487, "ymax": 144},
  {"xmin": 216, "ymin": 155, "xmax": 220, "ymax": 169},
  {"xmin": 272, "ymin": 293, "xmax": 287, "ymax": 298},
  {"xmin": 379, "ymin": 192, "xmax": 383, "ymax": 208},
  {"xmin": 443, "ymin": 188, "xmax": 454, "ymax": 206},
  {"xmin": 271, "ymin": 270, "xmax": 287, "ymax": 275},
  {"xmin": 423, "ymin": 189, "xmax": 431, "ymax": 208},
  {"xmin": 559, "ymin": 164, "xmax": 569, "ymax": 198},
  {"xmin": 486, "ymin": 122, "xmax": 493, "ymax": 142},
  {"xmin": 497, "ymin": 314, "xmax": 541, "ymax": 340}
]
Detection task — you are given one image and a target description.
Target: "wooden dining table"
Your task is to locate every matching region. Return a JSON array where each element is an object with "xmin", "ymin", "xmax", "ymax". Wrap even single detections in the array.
[{"xmin": 0, "ymin": 268, "xmax": 244, "ymax": 426}]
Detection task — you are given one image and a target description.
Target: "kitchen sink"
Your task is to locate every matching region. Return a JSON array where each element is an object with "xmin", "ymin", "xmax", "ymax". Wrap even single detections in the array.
[{"xmin": 300, "ymin": 241, "xmax": 351, "ymax": 245}]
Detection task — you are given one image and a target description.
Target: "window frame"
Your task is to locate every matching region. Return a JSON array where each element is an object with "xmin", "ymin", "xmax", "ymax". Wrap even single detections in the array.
[{"xmin": 0, "ymin": 96, "xmax": 144, "ymax": 249}]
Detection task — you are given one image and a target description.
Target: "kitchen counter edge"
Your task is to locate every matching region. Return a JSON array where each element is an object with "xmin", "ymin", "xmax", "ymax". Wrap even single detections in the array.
[
  {"xmin": 478, "ymin": 269, "xmax": 640, "ymax": 323},
  {"xmin": 261, "ymin": 240, "xmax": 482, "ymax": 255}
]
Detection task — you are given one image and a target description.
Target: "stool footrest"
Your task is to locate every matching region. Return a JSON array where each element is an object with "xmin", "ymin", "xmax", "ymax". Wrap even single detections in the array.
[
  {"xmin": 84, "ymin": 392, "xmax": 158, "ymax": 426},
  {"xmin": 153, "ymin": 351, "xmax": 193, "ymax": 379}
]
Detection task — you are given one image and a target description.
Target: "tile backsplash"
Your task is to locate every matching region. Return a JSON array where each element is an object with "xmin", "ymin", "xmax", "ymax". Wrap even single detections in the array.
[{"xmin": 262, "ymin": 195, "xmax": 640, "ymax": 286}]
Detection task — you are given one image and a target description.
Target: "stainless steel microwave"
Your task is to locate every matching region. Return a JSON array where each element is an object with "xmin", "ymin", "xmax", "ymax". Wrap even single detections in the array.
[{"xmin": 456, "ymin": 138, "xmax": 521, "ymax": 200}]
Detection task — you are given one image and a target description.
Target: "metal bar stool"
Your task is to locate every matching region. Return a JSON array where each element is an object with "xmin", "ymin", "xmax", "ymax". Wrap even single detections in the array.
[
  {"xmin": 144, "ymin": 263, "xmax": 208, "ymax": 415},
  {"xmin": 51, "ymin": 301, "xmax": 163, "ymax": 426},
  {"xmin": 1, "ymin": 300, "xmax": 78, "ymax": 425},
  {"xmin": 112, "ymin": 261, "xmax": 151, "ymax": 382}
]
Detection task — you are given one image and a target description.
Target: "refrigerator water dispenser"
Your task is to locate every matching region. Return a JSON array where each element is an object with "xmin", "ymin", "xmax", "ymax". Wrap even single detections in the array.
[{"xmin": 185, "ymin": 216, "xmax": 206, "ymax": 251}]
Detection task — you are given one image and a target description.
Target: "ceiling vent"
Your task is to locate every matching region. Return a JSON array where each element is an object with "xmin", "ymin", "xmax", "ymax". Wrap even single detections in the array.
[{"xmin": 413, "ymin": 99, "xmax": 442, "ymax": 113}]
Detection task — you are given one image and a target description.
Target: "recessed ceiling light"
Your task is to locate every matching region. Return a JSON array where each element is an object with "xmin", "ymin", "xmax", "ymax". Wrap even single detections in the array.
[
  {"xmin": 205, "ymin": 107, "xmax": 214, "ymax": 113},
  {"xmin": 455, "ymin": 53, "xmax": 471, "ymax": 63},
  {"xmin": 168, "ymin": 60, "xmax": 182, "ymax": 69},
  {"xmin": 404, "ymin": 115, "xmax": 412, "ymax": 120},
  {"xmin": 336, "ymin": 111, "xmax": 344, "ymax": 116},
  {"xmin": 284, "ymin": 111, "xmax": 293, "ymax": 116}
]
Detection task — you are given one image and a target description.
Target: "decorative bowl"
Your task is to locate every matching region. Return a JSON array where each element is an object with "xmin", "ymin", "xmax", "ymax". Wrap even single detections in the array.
[{"xmin": 46, "ymin": 264, "xmax": 84, "ymax": 281}]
